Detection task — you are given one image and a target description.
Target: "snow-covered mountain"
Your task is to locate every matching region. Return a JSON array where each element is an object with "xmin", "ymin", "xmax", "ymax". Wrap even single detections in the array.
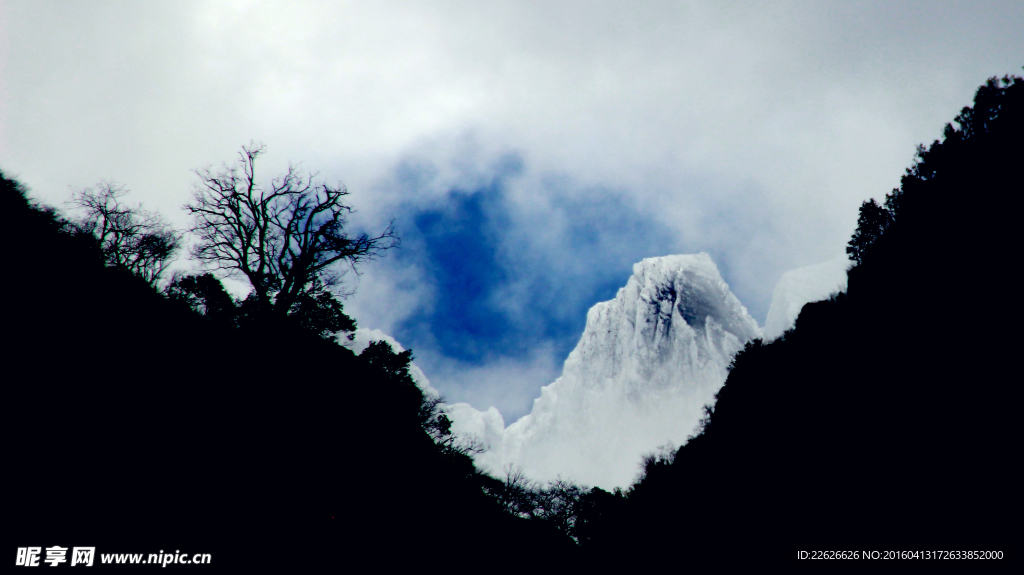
[
  {"xmin": 353, "ymin": 254, "xmax": 849, "ymax": 490},
  {"xmin": 448, "ymin": 253, "xmax": 760, "ymax": 488},
  {"xmin": 763, "ymin": 257, "xmax": 850, "ymax": 341}
]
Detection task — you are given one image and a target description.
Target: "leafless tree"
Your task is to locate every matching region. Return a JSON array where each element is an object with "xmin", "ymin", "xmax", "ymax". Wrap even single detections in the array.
[
  {"xmin": 481, "ymin": 463, "xmax": 588, "ymax": 541},
  {"xmin": 496, "ymin": 464, "xmax": 537, "ymax": 518},
  {"xmin": 68, "ymin": 182, "xmax": 182, "ymax": 285},
  {"xmin": 186, "ymin": 143, "xmax": 397, "ymax": 317},
  {"xmin": 421, "ymin": 395, "xmax": 487, "ymax": 456},
  {"xmin": 533, "ymin": 478, "xmax": 585, "ymax": 540}
]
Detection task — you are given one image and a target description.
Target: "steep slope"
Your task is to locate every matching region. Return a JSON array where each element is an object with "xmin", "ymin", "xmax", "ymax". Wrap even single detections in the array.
[
  {"xmin": 348, "ymin": 328, "xmax": 440, "ymax": 396},
  {"xmin": 3, "ymin": 172, "xmax": 573, "ymax": 566},
  {"xmin": 581, "ymin": 74, "xmax": 1021, "ymax": 559},
  {"xmin": 452, "ymin": 253, "xmax": 760, "ymax": 488},
  {"xmin": 763, "ymin": 257, "xmax": 850, "ymax": 340}
]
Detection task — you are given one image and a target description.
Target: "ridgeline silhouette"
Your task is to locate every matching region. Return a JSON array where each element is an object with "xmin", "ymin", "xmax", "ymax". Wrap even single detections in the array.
[
  {"xmin": 573, "ymin": 73, "xmax": 1020, "ymax": 562},
  {"xmin": 6, "ymin": 71, "xmax": 1018, "ymax": 567},
  {"xmin": 3, "ymin": 169, "xmax": 572, "ymax": 569}
]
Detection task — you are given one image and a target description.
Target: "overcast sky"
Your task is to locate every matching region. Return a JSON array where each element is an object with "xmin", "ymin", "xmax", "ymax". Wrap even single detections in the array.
[{"xmin": 2, "ymin": 1, "xmax": 1020, "ymax": 420}]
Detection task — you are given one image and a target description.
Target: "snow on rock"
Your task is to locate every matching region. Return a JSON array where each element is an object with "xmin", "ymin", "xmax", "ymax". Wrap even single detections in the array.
[
  {"xmin": 456, "ymin": 253, "xmax": 761, "ymax": 489},
  {"xmin": 444, "ymin": 403, "xmax": 507, "ymax": 459},
  {"xmin": 763, "ymin": 257, "xmax": 850, "ymax": 341}
]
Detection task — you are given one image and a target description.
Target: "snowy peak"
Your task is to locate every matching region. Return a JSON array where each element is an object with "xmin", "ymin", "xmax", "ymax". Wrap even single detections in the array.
[
  {"xmin": 564, "ymin": 254, "xmax": 759, "ymax": 396},
  {"xmin": 455, "ymin": 253, "xmax": 761, "ymax": 488},
  {"xmin": 358, "ymin": 254, "xmax": 851, "ymax": 489},
  {"xmin": 627, "ymin": 254, "xmax": 760, "ymax": 342}
]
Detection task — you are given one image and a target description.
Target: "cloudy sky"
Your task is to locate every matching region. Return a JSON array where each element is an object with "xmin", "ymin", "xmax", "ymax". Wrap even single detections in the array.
[{"xmin": 2, "ymin": 1, "xmax": 1020, "ymax": 421}]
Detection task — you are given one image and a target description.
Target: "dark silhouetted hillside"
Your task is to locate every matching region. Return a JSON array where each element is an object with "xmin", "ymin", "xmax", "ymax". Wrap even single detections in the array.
[
  {"xmin": 578, "ymin": 74, "xmax": 1020, "ymax": 564},
  {"xmin": 3, "ymin": 174, "xmax": 573, "ymax": 568}
]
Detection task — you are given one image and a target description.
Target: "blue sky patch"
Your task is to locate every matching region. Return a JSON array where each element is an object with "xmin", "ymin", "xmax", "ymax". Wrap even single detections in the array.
[{"xmin": 386, "ymin": 165, "xmax": 681, "ymax": 370}]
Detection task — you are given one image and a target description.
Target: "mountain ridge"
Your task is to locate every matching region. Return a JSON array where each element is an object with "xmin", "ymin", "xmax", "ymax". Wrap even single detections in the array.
[
  {"xmin": 449, "ymin": 253, "xmax": 759, "ymax": 487},
  {"xmin": 356, "ymin": 253, "xmax": 849, "ymax": 488}
]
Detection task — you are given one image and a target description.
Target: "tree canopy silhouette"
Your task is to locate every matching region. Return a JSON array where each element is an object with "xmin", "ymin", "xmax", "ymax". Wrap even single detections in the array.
[
  {"xmin": 847, "ymin": 73, "xmax": 1021, "ymax": 271},
  {"xmin": 845, "ymin": 197, "xmax": 892, "ymax": 265},
  {"xmin": 165, "ymin": 272, "xmax": 238, "ymax": 323},
  {"xmin": 68, "ymin": 181, "xmax": 182, "ymax": 285},
  {"xmin": 186, "ymin": 142, "xmax": 398, "ymax": 322}
]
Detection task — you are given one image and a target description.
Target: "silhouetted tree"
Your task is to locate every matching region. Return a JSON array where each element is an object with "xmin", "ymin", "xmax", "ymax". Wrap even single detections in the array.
[
  {"xmin": 165, "ymin": 272, "xmax": 238, "ymax": 324},
  {"xmin": 574, "ymin": 486, "xmax": 626, "ymax": 546},
  {"xmin": 4, "ymin": 167, "xmax": 576, "ymax": 567},
  {"xmin": 68, "ymin": 181, "xmax": 181, "ymax": 284},
  {"xmin": 494, "ymin": 464, "xmax": 536, "ymax": 518},
  {"xmin": 289, "ymin": 289, "xmax": 358, "ymax": 340},
  {"xmin": 845, "ymin": 197, "xmax": 892, "ymax": 265},
  {"xmin": 848, "ymin": 73, "xmax": 1022, "ymax": 271},
  {"xmin": 420, "ymin": 394, "xmax": 487, "ymax": 457},
  {"xmin": 533, "ymin": 479, "xmax": 586, "ymax": 541},
  {"xmin": 358, "ymin": 339, "xmax": 484, "ymax": 455},
  {"xmin": 634, "ymin": 443, "xmax": 679, "ymax": 485},
  {"xmin": 185, "ymin": 143, "xmax": 397, "ymax": 323}
]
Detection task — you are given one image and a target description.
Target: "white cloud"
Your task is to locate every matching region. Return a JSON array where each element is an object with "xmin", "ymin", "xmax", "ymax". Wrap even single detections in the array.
[
  {"xmin": 410, "ymin": 340, "xmax": 566, "ymax": 423},
  {"xmin": 2, "ymin": 0, "xmax": 1020, "ymax": 415}
]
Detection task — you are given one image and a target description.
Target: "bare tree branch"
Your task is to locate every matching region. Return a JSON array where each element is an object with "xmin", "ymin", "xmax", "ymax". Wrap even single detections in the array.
[
  {"xmin": 185, "ymin": 143, "xmax": 398, "ymax": 320},
  {"xmin": 68, "ymin": 182, "xmax": 182, "ymax": 285}
]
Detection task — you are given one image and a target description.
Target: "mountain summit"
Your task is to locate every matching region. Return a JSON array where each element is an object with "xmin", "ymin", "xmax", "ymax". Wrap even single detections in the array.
[{"xmin": 449, "ymin": 253, "xmax": 760, "ymax": 488}]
